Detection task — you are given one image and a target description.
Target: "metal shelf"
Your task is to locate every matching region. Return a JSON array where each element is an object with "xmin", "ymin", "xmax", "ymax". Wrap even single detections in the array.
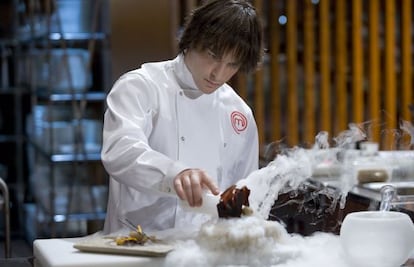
[
  {"xmin": 50, "ymin": 152, "xmax": 101, "ymax": 163},
  {"xmin": 48, "ymin": 32, "xmax": 108, "ymax": 41},
  {"xmin": 18, "ymin": 0, "xmax": 111, "ymax": 239},
  {"xmin": 53, "ymin": 212, "xmax": 106, "ymax": 222},
  {"xmin": 36, "ymin": 196, "xmax": 107, "ymax": 223},
  {"xmin": 36, "ymin": 91, "xmax": 107, "ymax": 102},
  {"xmin": 0, "ymin": 87, "xmax": 29, "ymax": 94},
  {"xmin": 27, "ymin": 138, "xmax": 101, "ymax": 163}
]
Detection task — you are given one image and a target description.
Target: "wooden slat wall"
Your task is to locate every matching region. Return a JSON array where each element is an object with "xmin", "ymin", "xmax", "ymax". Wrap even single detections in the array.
[
  {"xmin": 269, "ymin": 0, "xmax": 413, "ymax": 150},
  {"xmin": 352, "ymin": 0, "xmax": 363, "ymax": 124},
  {"xmin": 401, "ymin": 0, "xmax": 412, "ymax": 145},
  {"xmin": 384, "ymin": 0, "xmax": 397, "ymax": 149},
  {"xmin": 286, "ymin": 0, "xmax": 299, "ymax": 146},
  {"xmin": 335, "ymin": 0, "xmax": 348, "ymax": 138},
  {"xmin": 252, "ymin": 0, "xmax": 265, "ymax": 146},
  {"xmin": 174, "ymin": 0, "xmax": 414, "ymax": 153},
  {"xmin": 402, "ymin": 0, "xmax": 412, "ymax": 120},
  {"xmin": 269, "ymin": 1, "xmax": 281, "ymax": 142},
  {"xmin": 319, "ymin": 0, "xmax": 331, "ymax": 134},
  {"xmin": 368, "ymin": 0, "xmax": 381, "ymax": 144},
  {"xmin": 304, "ymin": 0, "xmax": 315, "ymax": 146}
]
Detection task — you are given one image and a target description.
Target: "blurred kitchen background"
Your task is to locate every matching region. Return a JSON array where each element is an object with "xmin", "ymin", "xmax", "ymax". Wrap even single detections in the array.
[{"xmin": 0, "ymin": 0, "xmax": 413, "ymax": 258}]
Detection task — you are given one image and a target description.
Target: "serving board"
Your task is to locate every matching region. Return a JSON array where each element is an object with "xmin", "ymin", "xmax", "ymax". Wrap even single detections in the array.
[{"xmin": 73, "ymin": 237, "xmax": 174, "ymax": 257}]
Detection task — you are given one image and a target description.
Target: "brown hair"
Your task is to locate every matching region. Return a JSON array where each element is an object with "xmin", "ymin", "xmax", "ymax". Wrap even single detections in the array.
[{"xmin": 178, "ymin": 0, "xmax": 264, "ymax": 73}]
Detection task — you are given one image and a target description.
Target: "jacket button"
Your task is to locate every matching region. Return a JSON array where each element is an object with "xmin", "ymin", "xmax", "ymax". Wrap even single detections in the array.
[
  {"xmin": 179, "ymin": 91, "xmax": 183, "ymax": 96},
  {"xmin": 181, "ymin": 136, "xmax": 185, "ymax": 141}
]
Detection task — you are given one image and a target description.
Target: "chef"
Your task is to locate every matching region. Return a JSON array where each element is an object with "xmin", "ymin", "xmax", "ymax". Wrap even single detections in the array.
[{"xmin": 101, "ymin": 0, "xmax": 264, "ymax": 234}]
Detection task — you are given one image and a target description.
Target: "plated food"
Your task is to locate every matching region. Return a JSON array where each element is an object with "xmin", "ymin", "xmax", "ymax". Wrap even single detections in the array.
[
  {"xmin": 73, "ymin": 236, "xmax": 174, "ymax": 257},
  {"xmin": 114, "ymin": 224, "xmax": 158, "ymax": 246},
  {"xmin": 74, "ymin": 223, "xmax": 172, "ymax": 257}
]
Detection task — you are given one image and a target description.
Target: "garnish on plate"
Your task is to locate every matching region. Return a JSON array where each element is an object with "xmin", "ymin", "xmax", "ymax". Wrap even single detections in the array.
[{"xmin": 112, "ymin": 219, "xmax": 159, "ymax": 246}]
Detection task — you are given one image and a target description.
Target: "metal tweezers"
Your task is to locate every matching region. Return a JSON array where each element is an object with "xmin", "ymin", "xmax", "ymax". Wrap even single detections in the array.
[{"xmin": 118, "ymin": 217, "xmax": 138, "ymax": 231}]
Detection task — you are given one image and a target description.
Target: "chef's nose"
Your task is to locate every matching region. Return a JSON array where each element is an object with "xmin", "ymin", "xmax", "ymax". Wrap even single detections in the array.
[{"xmin": 211, "ymin": 62, "xmax": 227, "ymax": 81}]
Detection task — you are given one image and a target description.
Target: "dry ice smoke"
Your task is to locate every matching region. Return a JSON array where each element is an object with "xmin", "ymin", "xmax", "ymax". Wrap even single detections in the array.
[
  {"xmin": 163, "ymin": 122, "xmax": 414, "ymax": 266},
  {"xmin": 400, "ymin": 120, "xmax": 414, "ymax": 145},
  {"xmin": 333, "ymin": 123, "xmax": 366, "ymax": 148},
  {"xmin": 234, "ymin": 123, "xmax": 365, "ymax": 219},
  {"xmin": 313, "ymin": 131, "xmax": 330, "ymax": 149},
  {"xmin": 236, "ymin": 148, "xmax": 313, "ymax": 220},
  {"xmin": 163, "ymin": 217, "xmax": 350, "ymax": 267}
]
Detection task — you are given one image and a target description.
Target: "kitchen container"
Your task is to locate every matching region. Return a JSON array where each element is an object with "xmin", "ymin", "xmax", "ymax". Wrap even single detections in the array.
[
  {"xmin": 50, "ymin": 0, "xmax": 94, "ymax": 34},
  {"xmin": 36, "ymin": 119, "xmax": 102, "ymax": 154},
  {"xmin": 0, "ymin": 0, "xmax": 47, "ymax": 40},
  {"xmin": 340, "ymin": 211, "xmax": 414, "ymax": 267},
  {"xmin": 19, "ymin": 48, "xmax": 91, "ymax": 93},
  {"xmin": 29, "ymin": 48, "xmax": 92, "ymax": 93},
  {"xmin": 27, "ymin": 105, "xmax": 102, "ymax": 154},
  {"xmin": 30, "ymin": 163, "xmax": 108, "ymax": 214}
]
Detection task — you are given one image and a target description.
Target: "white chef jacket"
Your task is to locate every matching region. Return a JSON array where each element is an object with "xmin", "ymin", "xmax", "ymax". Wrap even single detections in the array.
[{"xmin": 101, "ymin": 54, "xmax": 259, "ymax": 234}]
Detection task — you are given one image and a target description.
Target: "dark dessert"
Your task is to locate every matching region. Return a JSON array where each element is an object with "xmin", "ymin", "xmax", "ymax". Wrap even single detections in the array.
[{"xmin": 217, "ymin": 185, "xmax": 251, "ymax": 218}]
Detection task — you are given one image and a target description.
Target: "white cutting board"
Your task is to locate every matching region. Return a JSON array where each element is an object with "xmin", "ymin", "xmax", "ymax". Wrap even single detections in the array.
[{"xmin": 33, "ymin": 237, "xmax": 169, "ymax": 267}]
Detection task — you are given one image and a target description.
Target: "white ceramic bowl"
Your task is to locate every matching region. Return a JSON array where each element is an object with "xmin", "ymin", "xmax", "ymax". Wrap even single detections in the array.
[{"xmin": 340, "ymin": 211, "xmax": 414, "ymax": 267}]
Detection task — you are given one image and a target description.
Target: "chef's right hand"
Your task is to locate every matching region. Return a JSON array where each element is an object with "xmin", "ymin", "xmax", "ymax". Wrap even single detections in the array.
[{"xmin": 173, "ymin": 168, "xmax": 220, "ymax": 207}]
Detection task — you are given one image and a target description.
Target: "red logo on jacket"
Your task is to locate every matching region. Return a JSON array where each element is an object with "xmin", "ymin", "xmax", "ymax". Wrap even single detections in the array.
[{"xmin": 231, "ymin": 111, "xmax": 247, "ymax": 134}]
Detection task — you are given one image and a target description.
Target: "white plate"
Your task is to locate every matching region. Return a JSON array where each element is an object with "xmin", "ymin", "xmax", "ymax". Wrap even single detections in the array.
[{"xmin": 73, "ymin": 237, "xmax": 174, "ymax": 257}]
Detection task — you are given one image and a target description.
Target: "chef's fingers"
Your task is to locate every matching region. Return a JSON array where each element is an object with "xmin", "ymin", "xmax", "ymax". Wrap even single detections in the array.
[
  {"xmin": 190, "ymin": 173, "xmax": 203, "ymax": 207},
  {"xmin": 173, "ymin": 169, "xmax": 215, "ymax": 207},
  {"xmin": 182, "ymin": 174, "xmax": 194, "ymax": 206},
  {"xmin": 174, "ymin": 177, "xmax": 186, "ymax": 201},
  {"xmin": 200, "ymin": 174, "xmax": 220, "ymax": 196}
]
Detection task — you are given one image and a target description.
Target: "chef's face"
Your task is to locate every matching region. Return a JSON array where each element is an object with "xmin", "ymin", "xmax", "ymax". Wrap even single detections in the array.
[{"xmin": 184, "ymin": 48, "xmax": 241, "ymax": 94}]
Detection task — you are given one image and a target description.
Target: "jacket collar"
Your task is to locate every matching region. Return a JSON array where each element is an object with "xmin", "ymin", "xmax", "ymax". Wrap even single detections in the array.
[{"xmin": 173, "ymin": 53, "xmax": 199, "ymax": 92}]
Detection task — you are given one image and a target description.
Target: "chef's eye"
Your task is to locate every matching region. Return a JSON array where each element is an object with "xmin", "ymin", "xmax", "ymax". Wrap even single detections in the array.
[
  {"xmin": 207, "ymin": 50, "xmax": 220, "ymax": 60},
  {"xmin": 229, "ymin": 62, "xmax": 241, "ymax": 69}
]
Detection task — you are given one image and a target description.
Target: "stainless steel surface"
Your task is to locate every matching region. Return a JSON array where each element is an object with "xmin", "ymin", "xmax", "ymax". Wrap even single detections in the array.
[
  {"xmin": 360, "ymin": 182, "xmax": 414, "ymax": 208},
  {"xmin": 362, "ymin": 181, "xmax": 414, "ymax": 195},
  {"xmin": 310, "ymin": 149, "xmax": 414, "ymax": 213}
]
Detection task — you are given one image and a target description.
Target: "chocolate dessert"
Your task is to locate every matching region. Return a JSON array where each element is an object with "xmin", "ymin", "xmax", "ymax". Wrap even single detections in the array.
[{"xmin": 217, "ymin": 185, "xmax": 251, "ymax": 218}]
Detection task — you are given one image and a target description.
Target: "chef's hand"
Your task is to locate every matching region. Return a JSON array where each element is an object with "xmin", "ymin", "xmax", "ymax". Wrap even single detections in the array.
[{"xmin": 173, "ymin": 168, "xmax": 220, "ymax": 207}]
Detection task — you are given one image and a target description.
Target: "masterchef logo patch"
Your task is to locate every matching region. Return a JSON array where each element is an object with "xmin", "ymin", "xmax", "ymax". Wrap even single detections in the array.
[{"xmin": 231, "ymin": 111, "xmax": 247, "ymax": 134}]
